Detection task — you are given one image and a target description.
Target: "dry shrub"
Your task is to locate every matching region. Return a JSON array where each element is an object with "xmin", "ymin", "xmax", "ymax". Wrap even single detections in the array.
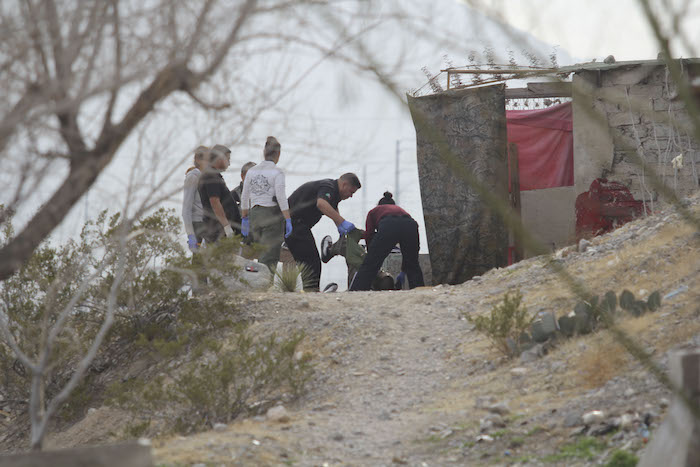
[{"xmin": 576, "ymin": 335, "xmax": 629, "ymax": 389}]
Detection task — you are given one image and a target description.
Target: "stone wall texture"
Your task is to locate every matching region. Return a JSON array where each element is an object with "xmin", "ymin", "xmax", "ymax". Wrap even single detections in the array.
[
  {"xmin": 576, "ymin": 62, "xmax": 700, "ymax": 207},
  {"xmin": 408, "ymin": 85, "xmax": 508, "ymax": 285}
]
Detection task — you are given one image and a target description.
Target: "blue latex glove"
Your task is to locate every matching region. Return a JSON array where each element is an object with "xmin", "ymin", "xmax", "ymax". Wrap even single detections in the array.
[
  {"xmin": 284, "ymin": 218, "xmax": 293, "ymax": 238},
  {"xmin": 395, "ymin": 271, "xmax": 406, "ymax": 289},
  {"xmin": 187, "ymin": 234, "xmax": 198, "ymax": 252},
  {"xmin": 337, "ymin": 220, "xmax": 355, "ymax": 235},
  {"xmin": 241, "ymin": 217, "xmax": 249, "ymax": 237}
]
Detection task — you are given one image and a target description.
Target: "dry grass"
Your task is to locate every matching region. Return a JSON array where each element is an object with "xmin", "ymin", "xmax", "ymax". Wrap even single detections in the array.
[{"xmin": 575, "ymin": 334, "xmax": 630, "ymax": 389}]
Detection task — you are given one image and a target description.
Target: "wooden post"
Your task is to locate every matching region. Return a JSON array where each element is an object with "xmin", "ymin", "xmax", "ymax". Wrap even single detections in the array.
[
  {"xmin": 638, "ymin": 348, "xmax": 700, "ymax": 467},
  {"xmin": 508, "ymin": 143, "xmax": 523, "ymax": 263}
]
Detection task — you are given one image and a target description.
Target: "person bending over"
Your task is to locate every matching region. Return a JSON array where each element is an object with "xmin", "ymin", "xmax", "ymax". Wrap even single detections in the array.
[
  {"xmin": 286, "ymin": 173, "xmax": 361, "ymax": 291},
  {"xmin": 349, "ymin": 192, "xmax": 424, "ymax": 291}
]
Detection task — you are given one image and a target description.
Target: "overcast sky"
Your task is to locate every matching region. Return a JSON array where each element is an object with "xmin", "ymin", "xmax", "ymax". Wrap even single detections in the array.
[{"xmin": 477, "ymin": 0, "xmax": 699, "ymax": 62}]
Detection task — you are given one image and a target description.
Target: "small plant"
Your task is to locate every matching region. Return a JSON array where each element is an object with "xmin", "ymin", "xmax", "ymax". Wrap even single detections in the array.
[
  {"xmin": 466, "ymin": 290, "xmax": 534, "ymax": 358},
  {"xmin": 124, "ymin": 418, "xmax": 150, "ymax": 439},
  {"xmin": 605, "ymin": 449, "xmax": 638, "ymax": 467},
  {"xmin": 273, "ymin": 264, "xmax": 304, "ymax": 292},
  {"xmin": 542, "ymin": 437, "xmax": 607, "ymax": 463}
]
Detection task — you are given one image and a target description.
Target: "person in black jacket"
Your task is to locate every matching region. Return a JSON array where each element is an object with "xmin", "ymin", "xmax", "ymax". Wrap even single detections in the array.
[
  {"xmin": 286, "ymin": 173, "xmax": 361, "ymax": 291},
  {"xmin": 197, "ymin": 144, "xmax": 241, "ymax": 243}
]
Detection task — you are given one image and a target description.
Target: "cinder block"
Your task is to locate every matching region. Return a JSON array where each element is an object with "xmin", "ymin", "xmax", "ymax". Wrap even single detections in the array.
[
  {"xmin": 608, "ymin": 112, "xmax": 642, "ymax": 127},
  {"xmin": 608, "ymin": 65, "xmax": 658, "ymax": 85},
  {"xmin": 653, "ymin": 98, "xmax": 687, "ymax": 112},
  {"xmin": 628, "ymin": 84, "xmax": 664, "ymax": 98}
]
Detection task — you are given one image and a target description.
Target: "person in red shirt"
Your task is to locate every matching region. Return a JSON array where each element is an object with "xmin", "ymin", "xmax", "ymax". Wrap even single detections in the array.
[{"xmin": 349, "ymin": 192, "xmax": 424, "ymax": 291}]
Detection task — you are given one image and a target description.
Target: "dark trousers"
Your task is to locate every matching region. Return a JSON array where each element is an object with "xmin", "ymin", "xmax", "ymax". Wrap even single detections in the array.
[
  {"xmin": 350, "ymin": 216, "xmax": 424, "ymax": 291},
  {"xmin": 193, "ymin": 221, "xmax": 207, "ymax": 245},
  {"xmin": 201, "ymin": 219, "xmax": 224, "ymax": 244},
  {"xmin": 284, "ymin": 221, "xmax": 321, "ymax": 292}
]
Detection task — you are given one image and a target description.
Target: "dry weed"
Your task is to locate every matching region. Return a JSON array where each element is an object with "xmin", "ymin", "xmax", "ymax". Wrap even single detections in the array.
[{"xmin": 576, "ymin": 335, "xmax": 629, "ymax": 389}]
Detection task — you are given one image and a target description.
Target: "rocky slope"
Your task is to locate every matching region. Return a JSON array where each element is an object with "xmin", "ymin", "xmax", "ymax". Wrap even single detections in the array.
[{"xmin": 13, "ymin": 194, "xmax": 700, "ymax": 466}]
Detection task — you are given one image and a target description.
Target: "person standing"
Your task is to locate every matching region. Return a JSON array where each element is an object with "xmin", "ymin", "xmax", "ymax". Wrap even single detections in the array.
[
  {"xmin": 286, "ymin": 173, "xmax": 361, "ymax": 291},
  {"xmin": 240, "ymin": 137, "xmax": 292, "ymax": 272},
  {"xmin": 197, "ymin": 144, "xmax": 239, "ymax": 243},
  {"xmin": 182, "ymin": 146, "xmax": 208, "ymax": 252},
  {"xmin": 232, "ymin": 161, "xmax": 256, "ymax": 220},
  {"xmin": 349, "ymin": 192, "xmax": 424, "ymax": 291}
]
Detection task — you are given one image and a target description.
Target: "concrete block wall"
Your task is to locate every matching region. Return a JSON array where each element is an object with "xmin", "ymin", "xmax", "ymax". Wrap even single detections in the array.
[{"xmin": 576, "ymin": 63, "xmax": 700, "ymax": 208}]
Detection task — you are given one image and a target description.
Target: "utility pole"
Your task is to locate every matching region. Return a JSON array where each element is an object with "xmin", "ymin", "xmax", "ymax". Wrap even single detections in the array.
[
  {"xmin": 362, "ymin": 164, "xmax": 367, "ymax": 214},
  {"xmin": 395, "ymin": 140, "xmax": 400, "ymax": 204}
]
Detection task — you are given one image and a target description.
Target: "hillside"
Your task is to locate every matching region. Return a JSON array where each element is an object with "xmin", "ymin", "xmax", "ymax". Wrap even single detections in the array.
[{"xmin": 7, "ymin": 194, "xmax": 700, "ymax": 466}]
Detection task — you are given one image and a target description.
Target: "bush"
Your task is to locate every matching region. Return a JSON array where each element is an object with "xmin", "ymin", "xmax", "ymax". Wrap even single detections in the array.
[
  {"xmin": 605, "ymin": 449, "xmax": 638, "ymax": 467},
  {"xmin": 107, "ymin": 327, "xmax": 313, "ymax": 434},
  {"xmin": 465, "ymin": 290, "xmax": 534, "ymax": 358},
  {"xmin": 0, "ymin": 207, "xmax": 248, "ymax": 436}
]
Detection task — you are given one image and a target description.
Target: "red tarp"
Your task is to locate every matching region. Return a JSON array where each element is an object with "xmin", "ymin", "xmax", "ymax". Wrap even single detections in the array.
[{"xmin": 506, "ymin": 102, "xmax": 574, "ymax": 191}]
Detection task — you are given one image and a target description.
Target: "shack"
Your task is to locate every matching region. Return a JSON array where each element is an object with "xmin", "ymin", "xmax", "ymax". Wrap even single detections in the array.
[{"xmin": 409, "ymin": 57, "xmax": 700, "ymax": 285}]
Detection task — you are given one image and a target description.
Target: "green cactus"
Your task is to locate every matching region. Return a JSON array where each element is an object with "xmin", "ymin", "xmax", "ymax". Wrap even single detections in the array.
[
  {"xmin": 558, "ymin": 315, "xmax": 575, "ymax": 337},
  {"xmin": 647, "ymin": 291, "xmax": 662, "ymax": 311},
  {"xmin": 619, "ymin": 290, "xmax": 636, "ymax": 310},
  {"xmin": 602, "ymin": 291, "xmax": 617, "ymax": 313}
]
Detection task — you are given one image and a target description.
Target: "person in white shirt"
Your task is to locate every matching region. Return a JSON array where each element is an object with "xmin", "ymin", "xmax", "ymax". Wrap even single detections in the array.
[
  {"xmin": 240, "ymin": 136, "xmax": 292, "ymax": 272},
  {"xmin": 182, "ymin": 146, "xmax": 208, "ymax": 252}
]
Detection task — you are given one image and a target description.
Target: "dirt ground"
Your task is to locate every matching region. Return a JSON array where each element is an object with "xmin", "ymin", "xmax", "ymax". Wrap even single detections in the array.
[{"xmin": 6, "ymin": 195, "xmax": 700, "ymax": 466}]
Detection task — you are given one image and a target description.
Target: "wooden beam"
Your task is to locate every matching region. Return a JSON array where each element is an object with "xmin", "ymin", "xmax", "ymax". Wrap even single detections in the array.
[{"xmin": 505, "ymin": 82, "xmax": 572, "ymax": 99}]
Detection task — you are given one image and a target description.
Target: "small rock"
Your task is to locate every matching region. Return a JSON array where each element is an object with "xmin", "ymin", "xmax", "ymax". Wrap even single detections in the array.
[
  {"xmin": 476, "ymin": 434, "xmax": 494, "ymax": 442},
  {"xmin": 266, "ymin": 405, "xmax": 290, "ymax": 423},
  {"xmin": 660, "ymin": 398, "xmax": 670, "ymax": 408},
  {"xmin": 471, "ymin": 276, "xmax": 482, "ymax": 282},
  {"xmin": 313, "ymin": 403, "xmax": 337, "ymax": 411},
  {"xmin": 213, "ymin": 423, "xmax": 227, "ymax": 432},
  {"xmin": 582, "ymin": 410, "xmax": 605, "ymax": 424},
  {"xmin": 619, "ymin": 413, "xmax": 638, "ymax": 429},
  {"xmin": 590, "ymin": 423, "xmax": 617, "ymax": 436},
  {"xmin": 474, "ymin": 396, "xmax": 497, "ymax": 409},
  {"xmin": 563, "ymin": 413, "xmax": 582, "ymax": 427},
  {"xmin": 487, "ymin": 402, "xmax": 510, "ymax": 415},
  {"xmin": 480, "ymin": 414, "xmax": 506, "ymax": 432},
  {"xmin": 510, "ymin": 367, "xmax": 528, "ymax": 377},
  {"xmin": 392, "ymin": 457, "xmax": 408, "ymax": 465},
  {"xmin": 520, "ymin": 344, "xmax": 544, "ymax": 363},
  {"xmin": 624, "ymin": 388, "xmax": 635, "ymax": 398},
  {"xmin": 578, "ymin": 238, "xmax": 591, "ymax": 253},
  {"xmin": 331, "ymin": 433, "xmax": 344, "ymax": 441},
  {"xmin": 87, "ymin": 408, "xmax": 97, "ymax": 415}
]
